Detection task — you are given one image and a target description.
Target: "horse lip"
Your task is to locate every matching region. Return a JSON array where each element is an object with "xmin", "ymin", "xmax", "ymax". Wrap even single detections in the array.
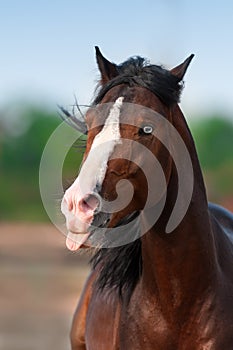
[
  {"xmin": 69, "ymin": 229, "xmax": 87, "ymax": 234},
  {"xmin": 66, "ymin": 231, "xmax": 91, "ymax": 251},
  {"xmin": 70, "ymin": 210, "xmax": 141, "ymax": 249}
]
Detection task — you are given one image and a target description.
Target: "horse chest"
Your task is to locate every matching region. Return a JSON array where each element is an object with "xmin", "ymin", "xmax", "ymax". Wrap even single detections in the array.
[
  {"xmin": 85, "ymin": 290, "xmax": 175, "ymax": 350},
  {"xmin": 84, "ymin": 287, "xmax": 233, "ymax": 350},
  {"xmin": 118, "ymin": 292, "xmax": 233, "ymax": 350},
  {"xmin": 119, "ymin": 297, "xmax": 176, "ymax": 350}
]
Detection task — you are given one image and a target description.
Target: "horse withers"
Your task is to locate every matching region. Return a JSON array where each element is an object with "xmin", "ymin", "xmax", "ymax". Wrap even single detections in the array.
[{"xmin": 61, "ymin": 47, "xmax": 233, "ymax": 349}]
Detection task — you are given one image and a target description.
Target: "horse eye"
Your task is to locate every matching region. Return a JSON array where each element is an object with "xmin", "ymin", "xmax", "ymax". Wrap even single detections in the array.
[{"xmin": 139, "ymin": 125, "xmax": 154, "ymax": 135}]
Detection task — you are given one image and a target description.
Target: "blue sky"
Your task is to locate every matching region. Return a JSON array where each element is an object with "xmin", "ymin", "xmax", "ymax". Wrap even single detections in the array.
[{"xmin": 1, "ymin": 0, "xmax": 233, "ymax": 119}]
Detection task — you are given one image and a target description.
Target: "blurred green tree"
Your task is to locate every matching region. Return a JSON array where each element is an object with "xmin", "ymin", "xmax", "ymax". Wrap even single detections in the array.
[
  {"xmin": 191, "ymin": 116, "xmax": 233, "ymax": 170},
  {"xmin": 191, "ymin": 115, "xmax": 233, "ymax": 202},
  {"xmin": 0, "ymin": 106, "xmax": 83, "ymax": 221}
]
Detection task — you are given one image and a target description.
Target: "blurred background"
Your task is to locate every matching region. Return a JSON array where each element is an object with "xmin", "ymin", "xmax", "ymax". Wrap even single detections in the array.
[{"xmin": 0, "ymin": 1, "xmax": 233, "ymax": 349}]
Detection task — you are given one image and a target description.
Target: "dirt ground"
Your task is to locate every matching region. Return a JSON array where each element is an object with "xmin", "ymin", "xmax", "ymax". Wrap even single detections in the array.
[
  {"xmin": 1, "ymin": 200, "xmax": 233, "ymax": 350},
  {"xmin": 0, "ymin": 223, "xmax": 90, "ymax": 350}
]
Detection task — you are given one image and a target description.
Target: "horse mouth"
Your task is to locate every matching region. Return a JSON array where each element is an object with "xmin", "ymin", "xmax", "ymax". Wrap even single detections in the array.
[
  {"xmin": 66, "ymin": 210, "xmax": 140, "ymax": 251},
  {"xmin": 90, "ymin": 210, "xmax": 141, "ymax": 247}
]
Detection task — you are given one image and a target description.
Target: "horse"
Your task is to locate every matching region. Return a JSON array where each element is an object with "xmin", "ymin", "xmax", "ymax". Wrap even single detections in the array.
[{"xmin": 61, "ymin": 47, "xmax": 233, "ymax": 349}]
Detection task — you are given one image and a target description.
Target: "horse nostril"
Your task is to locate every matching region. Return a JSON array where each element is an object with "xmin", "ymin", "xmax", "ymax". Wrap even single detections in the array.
[
  {"xmin": 62, "ymin": 196, "xmax": 73, "ymax": 212},
  {"xmin": 79, "ymin": 193, "xmax": 102, "ymax": 214}
]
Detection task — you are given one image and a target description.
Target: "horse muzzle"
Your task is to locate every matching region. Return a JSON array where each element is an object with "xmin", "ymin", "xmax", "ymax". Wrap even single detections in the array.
[{"xmin": 61, "ymin": 191, "xmax": 102, "ymax": 251}]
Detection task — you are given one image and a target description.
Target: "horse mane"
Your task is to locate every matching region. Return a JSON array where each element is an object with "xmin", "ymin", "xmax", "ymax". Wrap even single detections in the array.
[
  {"xmin": 90, "ymin": 239, "xmax": 142, "ymax": 301},
  {"xmin": 94, "ymin": 56, "xmax": 183, "ymax": 106}
]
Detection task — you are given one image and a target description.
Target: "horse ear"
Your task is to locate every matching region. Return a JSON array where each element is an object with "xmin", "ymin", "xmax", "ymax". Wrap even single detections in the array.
[
  {"xmin": 95, "ymin": 46, "xmax": 119, "ymax": 84},
  {"xmin": 170, "ymin": 54, "xmax": 194, "ymax": 81}
]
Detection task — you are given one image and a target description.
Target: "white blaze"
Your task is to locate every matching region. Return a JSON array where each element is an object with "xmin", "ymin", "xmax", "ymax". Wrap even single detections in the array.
[
  {"xmin": 66, "ymin": 96, "xmax": 124, "ymax": 201},
  {"xmin": 88, "ymin": 96, "xmax": 124, "ymax": 187}
]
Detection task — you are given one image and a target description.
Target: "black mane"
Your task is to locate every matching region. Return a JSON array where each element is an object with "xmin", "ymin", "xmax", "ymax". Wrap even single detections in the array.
[
  {"xmin": 94, "ymin": 56, "xmax": 183, "ymax": 106},
  {"xmin": 90, "ymin": 239, "xmax": 142, "ymax": 302}
]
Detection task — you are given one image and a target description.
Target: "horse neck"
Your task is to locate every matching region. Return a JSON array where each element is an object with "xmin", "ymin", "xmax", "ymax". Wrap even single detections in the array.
[{"xmin": 140, "ymin": 104, "xmax": 218, "ymax": 317}]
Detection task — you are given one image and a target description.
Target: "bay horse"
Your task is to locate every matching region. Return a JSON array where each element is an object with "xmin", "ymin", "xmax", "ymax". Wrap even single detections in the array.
[{"xmin": 61, "ymin": 47, "xmax": 233, "ymax": 349}]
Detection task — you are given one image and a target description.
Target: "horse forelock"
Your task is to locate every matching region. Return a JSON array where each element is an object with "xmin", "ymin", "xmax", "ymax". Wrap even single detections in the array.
[{"xmin": 94, "ymin": 56, "xmax": 183, "ymax": 107}]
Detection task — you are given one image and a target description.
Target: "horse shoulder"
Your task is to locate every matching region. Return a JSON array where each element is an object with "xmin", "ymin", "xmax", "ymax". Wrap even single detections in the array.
[{"xmin": 70, "ymin": 269, "xmax": 97, "ymax": 350}]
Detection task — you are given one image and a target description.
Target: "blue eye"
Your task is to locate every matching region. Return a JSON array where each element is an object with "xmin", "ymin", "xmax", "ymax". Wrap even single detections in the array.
[{"xmin": 139, "ymin": 125, "xmax": 154, "ymax": 135}]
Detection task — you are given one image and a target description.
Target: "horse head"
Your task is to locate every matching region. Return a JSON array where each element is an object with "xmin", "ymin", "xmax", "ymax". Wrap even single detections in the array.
[{"xmin": 61, "ymin": 47, "xmax": 194, "ymax": 250}]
